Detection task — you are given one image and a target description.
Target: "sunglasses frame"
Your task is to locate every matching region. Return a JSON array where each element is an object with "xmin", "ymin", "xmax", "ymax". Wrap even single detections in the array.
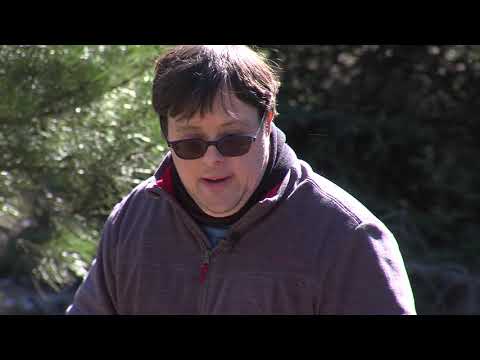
[{"xmin": 167, "ymin": 111, "xmax": 267, "ymax": 160}]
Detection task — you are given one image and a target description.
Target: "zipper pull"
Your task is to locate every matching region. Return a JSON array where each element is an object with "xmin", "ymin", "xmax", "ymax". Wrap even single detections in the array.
[{"xmin": 199, "ymin": 252, "xmax": 210, "ymax": 284}]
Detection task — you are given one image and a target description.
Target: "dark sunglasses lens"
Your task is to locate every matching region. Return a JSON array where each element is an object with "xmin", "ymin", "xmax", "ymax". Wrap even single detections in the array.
[
  {"xmin": 173, "ymin": 139, "xmax": 206, "ymax": 159},
  {"xmin": 218, "ymin": 135, "xmax": 253, "ymax": 157}
]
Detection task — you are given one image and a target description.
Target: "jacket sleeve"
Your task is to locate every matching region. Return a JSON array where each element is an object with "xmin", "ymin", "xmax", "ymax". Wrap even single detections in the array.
[
  {"xmin": 319, "ymin": 222, "xmax": 417, "ymax": 315},
  {"xmin": 66, "ymin": 217, "xmax": 118, "ymax": 315}
]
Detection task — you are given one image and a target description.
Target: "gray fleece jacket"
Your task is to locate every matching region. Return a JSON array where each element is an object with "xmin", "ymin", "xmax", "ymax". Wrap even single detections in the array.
[{"xmin": 67, "ymin": 147, "xmax": 416, "ymax": 315}]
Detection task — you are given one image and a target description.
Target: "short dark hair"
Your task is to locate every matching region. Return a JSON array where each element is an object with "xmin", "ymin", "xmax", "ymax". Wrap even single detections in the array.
[{"xmin": 152, "ymin": 45, "xmax": 280, "ymax": 137}]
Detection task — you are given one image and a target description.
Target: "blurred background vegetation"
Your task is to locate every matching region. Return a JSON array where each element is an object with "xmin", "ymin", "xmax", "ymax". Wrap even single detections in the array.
[{"xmin": 0, "ymin": 45, "xmax": 478, "ymax": 314}]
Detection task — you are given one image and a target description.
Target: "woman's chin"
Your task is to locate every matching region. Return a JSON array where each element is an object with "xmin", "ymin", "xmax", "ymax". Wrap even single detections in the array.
[
  {"xmin": 194, "ymin": 190, "xmax": 248, "ymax": 218},
  {"xmin": 198, "ymin": 199, "xmax": 244, "ymax": 218},
  {"xmin": 201, "ymin": 206, "xmax": 239, "ymax": 218}
]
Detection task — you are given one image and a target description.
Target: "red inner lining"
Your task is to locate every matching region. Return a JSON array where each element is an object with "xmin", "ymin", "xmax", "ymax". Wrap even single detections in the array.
[{"xmin": 154, "ymin": 164, "xmax": 281, "ymax": 199}]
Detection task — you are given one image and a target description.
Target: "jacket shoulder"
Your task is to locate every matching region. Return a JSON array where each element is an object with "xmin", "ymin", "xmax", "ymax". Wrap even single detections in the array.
[
  {"xmin": 291, "ymin": 162, "xmax": 415, "ymax": 314},
  {"xmin": 294, "ymin": 160, "xmax": 381, "ymax": 229},
  {"xmin": 102, "ymin": 176, "xmax": 167, "ymax": 246}
]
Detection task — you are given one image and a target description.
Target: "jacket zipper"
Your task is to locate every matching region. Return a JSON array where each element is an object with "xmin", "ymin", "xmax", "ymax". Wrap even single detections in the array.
[
  {"xmin": 199, "ymin": 249, "xmax": 213, "ymax": 314},
  {"xmin": 149, "ymin": 187, "xmax": 213, "ymax": 273},
  {"xmin": 199, "ymin": 250, "xmax": 211, "ymax": 284},
  {"xmin": 150, "ymin": 192, "xmax": 243, "ymax": 313}
]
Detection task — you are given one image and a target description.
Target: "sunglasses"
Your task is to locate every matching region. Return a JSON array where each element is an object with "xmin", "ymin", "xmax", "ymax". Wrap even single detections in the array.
[{"xmin": 167, "ymin": 112, "xmax": 267, "ymax": 160}]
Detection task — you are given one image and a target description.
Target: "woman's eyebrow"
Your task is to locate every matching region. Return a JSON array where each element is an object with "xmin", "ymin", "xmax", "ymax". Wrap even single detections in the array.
[
  {"xmin": 219, "ymin": 119, "xmax": 249, "ymax": 128},
  {"xmin": 175, "ymin": 118, "xmax": 251, "ymax": 132}
]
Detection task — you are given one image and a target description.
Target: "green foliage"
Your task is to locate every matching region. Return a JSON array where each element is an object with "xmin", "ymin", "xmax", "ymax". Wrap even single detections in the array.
[{"xmin": 0, "ymin": 45, "xmax": 170, "ymax": 290}]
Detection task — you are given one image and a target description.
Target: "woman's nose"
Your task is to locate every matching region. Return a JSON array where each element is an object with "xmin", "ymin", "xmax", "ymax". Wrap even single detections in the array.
[{"xmin": 202, "ymin": 143, "xmax": 224, "ymax": 164}]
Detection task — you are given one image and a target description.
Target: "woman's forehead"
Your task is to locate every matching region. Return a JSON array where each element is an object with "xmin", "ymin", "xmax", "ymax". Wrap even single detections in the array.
[{"xmin": 170, "ymin": 94, "xmax": 258, "ymax": 129}]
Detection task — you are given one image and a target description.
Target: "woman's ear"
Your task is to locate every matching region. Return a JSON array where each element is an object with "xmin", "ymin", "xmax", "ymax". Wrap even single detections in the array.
[{"xmin": 265, "ymin": 111, "xmax": 274, "ymax": 135}]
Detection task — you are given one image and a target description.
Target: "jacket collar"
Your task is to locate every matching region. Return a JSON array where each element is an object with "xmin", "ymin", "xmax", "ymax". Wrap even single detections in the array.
[{"xmin": 146, "ymin": 124, "xmax": 302, "ymax": 241}]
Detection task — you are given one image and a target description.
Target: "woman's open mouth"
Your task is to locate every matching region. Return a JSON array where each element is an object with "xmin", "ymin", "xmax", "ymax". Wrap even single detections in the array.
[{"xmin": 200, "ymin": 176, "xmax": 232, "ymax": 189}]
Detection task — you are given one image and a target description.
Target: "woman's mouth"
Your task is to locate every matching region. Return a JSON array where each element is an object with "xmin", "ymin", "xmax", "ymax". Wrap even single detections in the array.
[{"xmin": 200, "ymin": 176, "xmax": 232, "ymax": 189}]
